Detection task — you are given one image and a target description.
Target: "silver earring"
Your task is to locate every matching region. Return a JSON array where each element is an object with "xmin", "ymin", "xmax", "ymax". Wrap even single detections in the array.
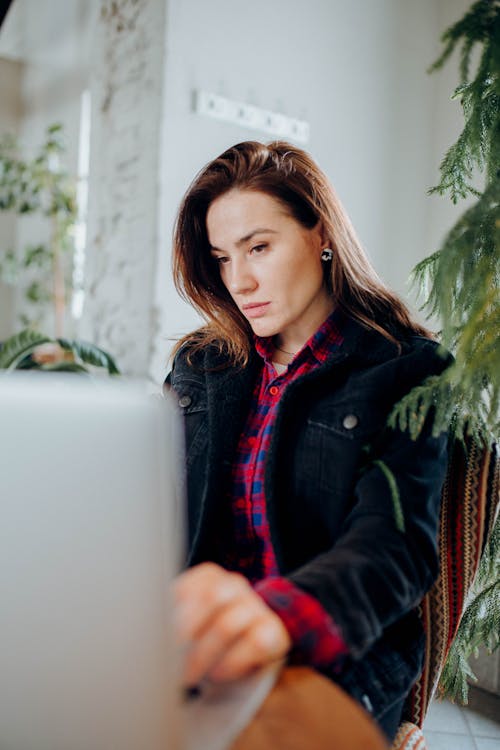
[{"xmin": 321, "ymin": 248, "xmax": 333, "ymax": 262}]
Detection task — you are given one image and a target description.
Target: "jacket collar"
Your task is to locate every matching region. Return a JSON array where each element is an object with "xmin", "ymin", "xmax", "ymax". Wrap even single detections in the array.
[{"xmin": 325, "ymin": 312, "xmax": 402, "ymax": 366}]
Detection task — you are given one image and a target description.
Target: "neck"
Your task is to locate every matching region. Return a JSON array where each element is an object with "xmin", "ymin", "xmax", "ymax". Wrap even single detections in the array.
[
  {"xmin": 272, "ymin": 343, "xmax": 295, "ymax": 365},
  {"xmin": 273, "ymin": 290, "xmax": 335, "ymax": 357},
  {"xmin": 274, "ymin": 300, "xmax": 336, "ymax": 356}
]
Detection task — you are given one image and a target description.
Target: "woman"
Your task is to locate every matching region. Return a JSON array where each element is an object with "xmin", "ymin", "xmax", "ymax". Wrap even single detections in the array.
[{"xmin": 165, "ymin": 140, "xmax": 450, "ymax": 742}]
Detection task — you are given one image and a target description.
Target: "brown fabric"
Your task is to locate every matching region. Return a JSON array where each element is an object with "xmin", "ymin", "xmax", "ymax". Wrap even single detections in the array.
[
  {"xmin": 230, "ymin": 666, "xmax": 388, "ymax": 750},
  {"xmin": 403, "ymin": 438, "xmax": 499, "ymax": 726}
]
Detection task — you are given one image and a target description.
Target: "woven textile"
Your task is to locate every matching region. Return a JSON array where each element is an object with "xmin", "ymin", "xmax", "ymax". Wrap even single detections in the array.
[
  {"xmin": 391, "ymin": 721, "xmax": 427, "ymax": 750},
  {"xmin": 401, "ymin": 436, "xmax": 499, "ymax": 728}
]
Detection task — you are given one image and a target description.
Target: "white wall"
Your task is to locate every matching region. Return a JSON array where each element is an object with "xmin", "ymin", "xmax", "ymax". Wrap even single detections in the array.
[{"xmin": 151, "ymin": 0, "xmax": 468, "ymax": 381}]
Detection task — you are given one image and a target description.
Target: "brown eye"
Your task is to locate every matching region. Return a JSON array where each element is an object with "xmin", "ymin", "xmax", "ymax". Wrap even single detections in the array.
[{"xmin": 251, "ymin": 244, "xmax": 267, "ymax": 254}]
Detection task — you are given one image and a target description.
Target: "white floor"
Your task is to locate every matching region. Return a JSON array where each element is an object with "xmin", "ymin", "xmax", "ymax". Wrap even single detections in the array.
[{"xmin": 423, "ymin": 686, "xmax": 500, "ymax": 750}]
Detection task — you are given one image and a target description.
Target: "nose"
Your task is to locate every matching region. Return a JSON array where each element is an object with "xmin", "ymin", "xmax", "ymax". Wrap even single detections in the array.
[{"xmin": 226, "ymin": 258, "xmax": 257, "ymax": 295}]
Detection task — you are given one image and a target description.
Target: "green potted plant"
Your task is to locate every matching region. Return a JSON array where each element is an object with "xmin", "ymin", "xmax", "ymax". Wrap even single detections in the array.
[
  {"xmin": 0, "ymin": 123, "xmax": 119, "ymax": 375},
  {"xmin": 0, "ymin": 328, "xmax": 119, "ymax": 374}
]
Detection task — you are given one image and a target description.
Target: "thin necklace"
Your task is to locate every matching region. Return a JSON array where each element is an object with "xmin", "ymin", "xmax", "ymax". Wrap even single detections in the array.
[{"xmin": 274, "ymin": 343, "xmax": 296, "ymax": 357}]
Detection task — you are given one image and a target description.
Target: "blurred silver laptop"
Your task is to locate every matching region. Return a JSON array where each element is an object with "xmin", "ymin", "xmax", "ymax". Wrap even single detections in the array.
[
  {"xmin": 0, "ymin": 373, "xmax": 283, "ymax": 750},
  {"xmin": 0, "ymin": 373, "xmax": 183, "ymax": 750}
]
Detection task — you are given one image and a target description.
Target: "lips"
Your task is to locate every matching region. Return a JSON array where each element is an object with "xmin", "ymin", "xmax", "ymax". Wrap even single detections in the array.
[{"xmin": 242, "ymin": 302, "xmax": 270, "ymax": 319}]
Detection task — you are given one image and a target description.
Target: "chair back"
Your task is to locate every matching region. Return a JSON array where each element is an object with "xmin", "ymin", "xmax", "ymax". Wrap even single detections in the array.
[{"xmin": 402, "ymin": 436, "xmax": 499, "ymax": 727}]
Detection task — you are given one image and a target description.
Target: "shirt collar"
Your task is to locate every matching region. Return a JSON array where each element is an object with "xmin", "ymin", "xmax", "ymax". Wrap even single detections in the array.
[{"xmin": 254, "ymin": 307, "xmax": 344, "ymax": 367}]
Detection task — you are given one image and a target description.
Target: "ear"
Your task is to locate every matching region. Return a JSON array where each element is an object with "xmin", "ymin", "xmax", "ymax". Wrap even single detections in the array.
[{"xmin": 313, "ymin": 220, "xmax": 328, "ymax": 248}]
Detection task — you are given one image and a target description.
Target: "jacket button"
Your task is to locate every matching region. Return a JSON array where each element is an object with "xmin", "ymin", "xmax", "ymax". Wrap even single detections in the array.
[
  {"xmin": 342, "ymin": 414, "xmax": 358, "ymax": 430},
  {"xmin": 178, "ymin": 395, "xmax": 192, "ymax": 408}
]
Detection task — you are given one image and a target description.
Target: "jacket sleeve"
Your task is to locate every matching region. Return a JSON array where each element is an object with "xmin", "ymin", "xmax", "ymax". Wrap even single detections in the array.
[{"xmin": 288, "ymin": 344, "xmax": 450, "ymax": 661}]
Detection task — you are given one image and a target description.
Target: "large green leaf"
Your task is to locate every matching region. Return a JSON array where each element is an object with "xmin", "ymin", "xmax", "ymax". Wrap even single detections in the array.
[
  {"xmin": 0, "ymin": 329, "xmax": 50, "ymax": 370},
  {"xmin": 40, "ymin": 361, "xmax": 90, "ymax": 374},
  {"xmin": 57, "ymin": 338, "xmax": 120, "ymax": 375}
]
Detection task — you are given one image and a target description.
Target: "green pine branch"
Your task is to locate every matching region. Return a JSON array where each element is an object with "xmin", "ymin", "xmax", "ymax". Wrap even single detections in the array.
[
  {"xmin": 391, "ymin": 0, "xmax": 500, "ymax": 447},
  {"xmin": 390, "ymin": 0, "xmax": 500, "ymax": 705},
  {"xmin": 428, "ymin": 0, "xmax": 500, "ymax": 202}
]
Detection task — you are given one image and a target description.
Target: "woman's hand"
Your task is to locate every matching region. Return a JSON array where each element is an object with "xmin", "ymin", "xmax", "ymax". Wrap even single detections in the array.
[{"xmin": 173, "ymin": 562, "xmax": 292, "ymax": 686}]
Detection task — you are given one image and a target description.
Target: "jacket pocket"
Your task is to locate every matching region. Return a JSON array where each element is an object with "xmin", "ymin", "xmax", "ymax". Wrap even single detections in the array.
[
  {"xmin": 307, "ymin": 398, "xmax": 386, "ymax": 440},
  {"xmin": 304, "ymin": 399, "xmax": 387, "ymax": 495}
]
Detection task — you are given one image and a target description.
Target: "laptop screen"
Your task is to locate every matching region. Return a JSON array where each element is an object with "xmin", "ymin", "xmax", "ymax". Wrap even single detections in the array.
[{"xmin": 0, "ymin": 373, "xmax": 184, "ymax": 750}]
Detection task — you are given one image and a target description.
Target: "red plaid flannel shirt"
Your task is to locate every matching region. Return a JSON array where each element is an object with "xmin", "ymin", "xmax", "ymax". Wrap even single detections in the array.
[{"xmin": 221, "ymin": 309, "xmax": 349, "ymax": 670}]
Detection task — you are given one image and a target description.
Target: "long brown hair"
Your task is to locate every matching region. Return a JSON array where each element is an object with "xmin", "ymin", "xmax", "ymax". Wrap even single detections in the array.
[{"xmin": 172, "ymin": 140, "xmax": 430, "ymax": 366}]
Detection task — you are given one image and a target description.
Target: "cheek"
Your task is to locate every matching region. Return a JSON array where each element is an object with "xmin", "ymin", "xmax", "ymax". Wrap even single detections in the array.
[{"xmin": 286, "ymin": 253, "xmax": 323, "ymax": 292}]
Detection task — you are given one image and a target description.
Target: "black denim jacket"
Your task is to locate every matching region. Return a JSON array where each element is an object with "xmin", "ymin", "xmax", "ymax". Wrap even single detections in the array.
[{"xmin": 165, "ymin": 315, "xmax": 450, "ymax": 721}]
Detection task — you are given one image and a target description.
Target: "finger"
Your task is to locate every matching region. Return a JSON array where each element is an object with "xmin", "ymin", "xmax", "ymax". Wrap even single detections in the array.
[
  {"xmin": 182, "ymin": 599, "xmax": 260, "ymax": 686},
  {"xmin": 208, "ymin": 616, "xmax": 290, "ymax": 683},
  {"xmin": 172, "ymin": 562, "xmax": 224, "ymax": 597},
  {"xmin": 174, "ymin": 567, "xmax": 250, "ymax": 642}
]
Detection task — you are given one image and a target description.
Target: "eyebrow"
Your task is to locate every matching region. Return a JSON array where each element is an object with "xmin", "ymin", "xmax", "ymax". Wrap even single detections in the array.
[{"xmin": 209, "ymin": 228, "xmax": 278, "ymax": 252}]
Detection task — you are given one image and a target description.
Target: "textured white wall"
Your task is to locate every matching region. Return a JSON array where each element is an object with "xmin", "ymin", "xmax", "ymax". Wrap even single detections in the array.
[{"xmin": 81, "ymin": 0, "xmax": 169, "ymax": 374}]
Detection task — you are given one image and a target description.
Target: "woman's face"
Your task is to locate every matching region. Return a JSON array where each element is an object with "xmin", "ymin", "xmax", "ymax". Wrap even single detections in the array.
[{"xmin": 206, "ymin": 189, "xmax": 334, "ymax": 348}]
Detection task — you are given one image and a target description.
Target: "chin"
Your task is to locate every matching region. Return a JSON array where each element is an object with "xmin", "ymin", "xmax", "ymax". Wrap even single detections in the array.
[{"xmin": 249, "ymin": 321, "xmax": 280, "ymax": 338}]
